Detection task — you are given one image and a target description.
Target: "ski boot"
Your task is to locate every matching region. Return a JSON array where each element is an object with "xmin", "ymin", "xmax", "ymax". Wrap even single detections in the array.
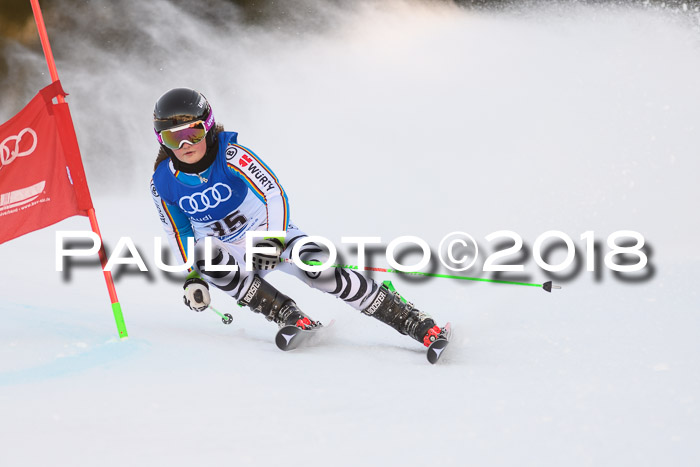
[
  {"xmin": 238, "ymin": 275, "xmax": 319, "ymax": 330},
  {"xmin": 362, "ymin": 283, "xmax": 443, "ymax": 347}
]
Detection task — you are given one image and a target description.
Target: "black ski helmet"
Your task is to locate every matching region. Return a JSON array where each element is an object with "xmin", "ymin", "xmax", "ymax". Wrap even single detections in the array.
[
  {"xmin": 153, "ymin": 87, "xmax": 218, "ymax": 171},
  {"xmin": 153, "ymin": 87, "xmax": 214, "ymax": 134}
]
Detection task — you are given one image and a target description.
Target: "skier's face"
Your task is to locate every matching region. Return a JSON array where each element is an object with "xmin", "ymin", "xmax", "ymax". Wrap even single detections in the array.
[{"xmin": 172, "ymin": 138, "xmax": 207, "ymax": 165}]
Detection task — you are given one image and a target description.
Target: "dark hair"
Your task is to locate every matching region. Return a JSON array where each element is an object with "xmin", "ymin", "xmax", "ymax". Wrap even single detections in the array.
[{"xmin": 153, "ymin": 123, "xmax": 225, "ymax": 171}]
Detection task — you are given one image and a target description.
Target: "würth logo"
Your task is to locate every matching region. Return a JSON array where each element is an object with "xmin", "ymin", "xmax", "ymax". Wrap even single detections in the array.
[{"xmin": 239, "ymin": 154, "xmax": 253, "ymax": 167}]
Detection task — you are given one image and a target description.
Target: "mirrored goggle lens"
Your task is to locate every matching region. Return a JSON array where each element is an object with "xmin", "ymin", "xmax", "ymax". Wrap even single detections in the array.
[{"xmin": 159, "ymin": 122, "xmax": 207, "ymax": 149}]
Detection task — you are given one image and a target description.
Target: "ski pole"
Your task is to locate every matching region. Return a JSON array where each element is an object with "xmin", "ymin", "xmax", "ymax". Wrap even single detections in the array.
[
  {"xmin": 209, "ymin": 305, "xmax": 233, "ymax": 324},
  {"xmin": 281, "ymin": 258, "xmax": 561, "ymax": 293}
]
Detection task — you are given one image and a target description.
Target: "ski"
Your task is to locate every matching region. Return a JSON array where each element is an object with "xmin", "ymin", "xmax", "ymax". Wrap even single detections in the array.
[
  {"xmin": 426, "ymin": 322, "xmax": 452, "ymax": 364},
  {"xmin": 275, "ymin": 320, "xmax": 334, "ymax": 351}
]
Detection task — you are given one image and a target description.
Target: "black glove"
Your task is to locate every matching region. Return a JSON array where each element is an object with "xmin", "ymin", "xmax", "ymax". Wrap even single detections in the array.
[
  {"xmin": 251, "ymin": 238, "xmax": 284, "ymax": 270},
  {"xmin": 183, "ymin": 277, "xmax": 211, "ymax": 311}
]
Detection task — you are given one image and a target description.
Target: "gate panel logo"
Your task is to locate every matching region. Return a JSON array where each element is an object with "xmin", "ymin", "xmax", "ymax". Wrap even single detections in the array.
[{"xmin": 0, "ymin": 128, "xmax": 38, "ymax": 171}]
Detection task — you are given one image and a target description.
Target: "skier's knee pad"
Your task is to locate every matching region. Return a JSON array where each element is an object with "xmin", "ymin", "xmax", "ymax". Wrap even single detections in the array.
[
  {"xmin": 295, "ymin": 238, "xmax": 333, "ymax": 282},
  {"xmin": 296, "ymin": 242, "xmax": 329, "ymax": 264},
  {"xmin": 192, "ymin": 238, "xmax": 247, "ymax": 296},
  {"xmin": 193, "ymin": 237, "xmax": 232, "ymax": 274},
  {"xmin": 238, "ymin": 275, "xmax": 293, "ymax": 322}
]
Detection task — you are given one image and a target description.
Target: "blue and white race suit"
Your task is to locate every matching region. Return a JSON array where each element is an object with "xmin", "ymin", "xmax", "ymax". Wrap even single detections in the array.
[{"xmin": 151, "ymin": 131, "xmax": 379, "ymax": 310}]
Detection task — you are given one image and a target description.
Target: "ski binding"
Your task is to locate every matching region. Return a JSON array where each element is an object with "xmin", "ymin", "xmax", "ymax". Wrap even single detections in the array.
[{"xmin": 426, "ymin": 322, "xmax": 452, "ymax": 364}]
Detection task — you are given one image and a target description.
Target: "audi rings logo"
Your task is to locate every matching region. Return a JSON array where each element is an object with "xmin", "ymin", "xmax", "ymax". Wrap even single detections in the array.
[
  {"xmin": 178, "ymin": 183, "xmax": 233, "ymax": 214},
  {"xmin": 0, "ymin": 128, "xmax": 38, "ymax": 171}
]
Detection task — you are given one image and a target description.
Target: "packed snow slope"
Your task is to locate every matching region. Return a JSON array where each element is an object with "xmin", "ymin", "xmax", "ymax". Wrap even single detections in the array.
[{"xmin": 1, "ymin": 1, "xmax": 699, "ymax": 466}]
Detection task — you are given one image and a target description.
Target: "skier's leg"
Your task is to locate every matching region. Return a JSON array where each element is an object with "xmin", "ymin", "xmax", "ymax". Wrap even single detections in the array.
[
  {"xmin": 237, "ymin": 274, "xmax": 318, "ymax": 329},
  {"xmin": 192, "ymin": 237, "xmax": 253, "ymax": 301},
  {"xmin": 360, "ymin": 283, "xmax": 442, "ymax": 347},
  {"xmin": 193, "ymin": 237, "xmax": 316, "ymax": 328},
  {"xmin": 278, "ymin": 226, "xmax": 442, "ymax": 345},
  {"xmin": 278, "ymin": 227, "xmax": 380, "ymax": 311}
]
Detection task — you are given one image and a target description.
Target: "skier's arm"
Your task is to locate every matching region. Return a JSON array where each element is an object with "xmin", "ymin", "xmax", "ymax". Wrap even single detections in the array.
[
  {"xmin": 151, "ymin": 180, "xmax": 211, "ymax": 311},
  {"xmin": 225, "ymin": 144, "xmax": 290, "ymax": 243},
  {"xmin": 150, "ymin": 179, "xmax": 195, "ymax": 265}
]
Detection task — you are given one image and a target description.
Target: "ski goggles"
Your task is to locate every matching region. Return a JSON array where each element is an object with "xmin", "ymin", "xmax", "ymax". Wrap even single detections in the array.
[{"xmin": 156, "ymin": 112, "xmax": 215, "ymax": 149}]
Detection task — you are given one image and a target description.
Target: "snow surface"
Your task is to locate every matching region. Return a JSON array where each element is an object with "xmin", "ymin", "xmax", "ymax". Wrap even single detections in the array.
[{"xmin": 1, "ymin": 1, "xmax": 699, "ymax": 466}]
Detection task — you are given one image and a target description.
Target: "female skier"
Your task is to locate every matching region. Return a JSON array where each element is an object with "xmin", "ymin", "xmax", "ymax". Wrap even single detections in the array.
[{"xmin": 150, "ymin": 87, "xmax": 446, "ymax": 348}]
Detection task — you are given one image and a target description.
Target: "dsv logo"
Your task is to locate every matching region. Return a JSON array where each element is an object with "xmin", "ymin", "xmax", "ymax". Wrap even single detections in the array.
[
  {"xmin": 0, "ymin": 128, "xmax": 38, "ymax": 171},
  {"xmin": 179, "ymin": 183, "xmax": 233, "ymax": 214}
]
